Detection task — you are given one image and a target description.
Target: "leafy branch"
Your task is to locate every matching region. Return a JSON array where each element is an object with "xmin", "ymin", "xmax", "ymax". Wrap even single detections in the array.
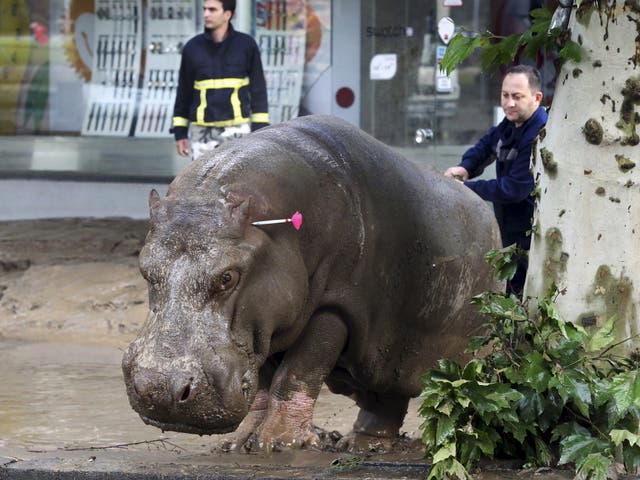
[
  {"xmin": 440, "ymin": 6, "xmax": 583, "ymax": 76},
  {"xmin": 419, "ymin": 249, "xmax": 640, "ymax": 480}
]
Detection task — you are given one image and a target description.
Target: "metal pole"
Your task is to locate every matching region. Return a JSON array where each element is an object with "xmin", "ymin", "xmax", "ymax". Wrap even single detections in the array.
[{"xmin": 235, "ymin": 0, "xmax": 253, "ymax": 34}]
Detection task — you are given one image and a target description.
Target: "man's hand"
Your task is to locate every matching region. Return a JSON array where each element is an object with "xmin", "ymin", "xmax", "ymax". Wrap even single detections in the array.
[
  {"xmin": 176, "ymin": 139, "xmax": 190, "ymax": 157},
  {"xmin": 444, "ymin": 166, "xmax": 469, "ymax": 182}
]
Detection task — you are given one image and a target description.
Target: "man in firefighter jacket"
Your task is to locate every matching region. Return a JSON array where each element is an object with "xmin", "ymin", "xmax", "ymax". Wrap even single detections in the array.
[{"xmin": 172, "ymin": 0, "xmax": 269, "ymax": 160}]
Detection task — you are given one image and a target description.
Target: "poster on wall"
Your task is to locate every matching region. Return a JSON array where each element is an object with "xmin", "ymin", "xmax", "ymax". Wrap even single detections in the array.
[
  {"xmin": 0, "ymin": 0, "xmax": 51, "ymax": 134},
  {"xmin": 134, "ymin": 0, "xmax": 197, "ymax": 137},
  {"xmin": 81, "ymin": 0, "xmax": 143, "ymax": 136},
  {"xmin": 50, "ymin": 0, "xmax": 199, "ymax": 137},
  {"xmin": 255, "ymin": 0, "xmax": 307, "ymax": 125}
]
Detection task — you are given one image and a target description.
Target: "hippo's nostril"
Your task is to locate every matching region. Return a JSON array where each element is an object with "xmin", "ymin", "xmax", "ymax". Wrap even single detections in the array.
[
  {"xmin": 178, "ymin": 378, "xmax": 195, "ymax": 403},
  {"xmin": 179, "ymin": 384, "xmax": 191, "ymax": 402}
]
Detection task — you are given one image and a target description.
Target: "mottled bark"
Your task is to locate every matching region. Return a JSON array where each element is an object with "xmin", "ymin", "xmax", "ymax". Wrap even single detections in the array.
[{"xmin": 526, "ymin": 2, "xmax": 640, "ymax": 349}]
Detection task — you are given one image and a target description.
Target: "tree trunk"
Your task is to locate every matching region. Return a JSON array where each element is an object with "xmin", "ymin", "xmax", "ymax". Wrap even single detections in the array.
[{"xmin": 525, "ymin": 2, "xmax": 640, "ymax": 349}]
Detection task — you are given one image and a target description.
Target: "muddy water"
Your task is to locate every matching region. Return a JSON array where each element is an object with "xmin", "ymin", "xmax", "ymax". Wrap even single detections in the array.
[
  {"xmin": 0, "ymin": 340, "xmax": 578, "ymax": 480},
  {"xmin": 0, "ymin": 340, "xmax": 423, "ymax": 453}
]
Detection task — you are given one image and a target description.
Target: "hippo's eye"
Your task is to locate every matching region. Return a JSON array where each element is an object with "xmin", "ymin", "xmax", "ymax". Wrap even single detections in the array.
[
  {"xmin": 140, "ymin": 267, "xmax": 159, "ymax": 286},
  {"xmin": 218, "ymin": 270, "xmax": 240, "ymax": 292}
]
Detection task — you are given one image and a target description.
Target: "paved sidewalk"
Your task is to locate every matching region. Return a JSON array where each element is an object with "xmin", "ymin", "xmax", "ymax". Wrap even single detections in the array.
[{"xmin": 1, "ymin": 446, "xmax": 431, "ymax": 480}]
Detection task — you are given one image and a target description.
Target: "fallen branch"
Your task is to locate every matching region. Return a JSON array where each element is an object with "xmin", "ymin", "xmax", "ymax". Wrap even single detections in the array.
[{"xmin": 60, "ymin": 438, "xmax": 186, "ymax": 452}]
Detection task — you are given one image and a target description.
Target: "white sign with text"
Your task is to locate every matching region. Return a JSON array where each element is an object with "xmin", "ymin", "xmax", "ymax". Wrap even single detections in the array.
[{"xmin": 369, "ymin": 54, "xmax": 397, "ymax": 80}]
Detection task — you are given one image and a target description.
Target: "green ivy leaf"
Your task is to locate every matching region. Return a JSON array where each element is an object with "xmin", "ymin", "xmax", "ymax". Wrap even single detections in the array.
[
  {"xmin": 421, "ymin": 419, "xmax": 438, "ymax": 449},
  {"xmin": 558, "ymin": 434, "xmax": 610, "ymax": 466},
  {"xmin": 623, "ymin": 444, "xmax": 640, "ymax": 471},
  {"xmin": 432, "ymin": 441, "xmax": 456, "ymax": 463},
  {"xmin": 564, "ymin": 321, "xmax": 589, "ymax": 342},
  {"xmin": 461, "ymin": 359, "xmax": 485, "ymax": 381},
  {"xmin": 465, "ymin": 335, "xmax": 491, "ymax": 354},
  {"xmin": 538, "ymin": 389, "xmax": 565, "ymax": 432},
  {"xmin": 440, "ymin": 34, "xmax": 483, "ymax": 76},
  {"xmin": 534, "ymin": 437, "xmax": 554, "ymax": 467},
  {"xmin": 471, "ymin": 383, "xmax": 522, "ymax": 415},
  {"xmin": 565, "ymin": 373, "xmax": 592, "ymax": 419},
  {"xmin": 502, "ymin": 419, "xmax": 530, "ymax": 444},
  {"xmin": 609, "ymin": 371, "xmax": 636, "ymax": 417},
  {"xmin": 574, "ymin": 453, "xmax": 611, "ymax": 480},
  {"xmin": 523, "ymin": 351, "xmax": 551, "ymax": 393},
  {"xmin": 472, "ymin": 429, "xmax": 498, "ymax": 457},
  {"xmin": 436, "ymin": 415, "xmax": 457, "ymax": 445},
  {"xmin": 427, "ymin": 457, "xmax": 472, "ymax": 480},
  {"xmin": 610, "ymin": 429, "xmax": 640, "ymax": 447},
  {"xmin": 548, "ymin": 372, "xmax": 571, "ymax": 404},
  {"xmin": 518, "ymin": 388, "xmax": 545, "ymax": 424},
  {"xmin": 552, "ymin": 421, "xmax": 591, "ymax": 442},
  {"xmin": 436, "ymin": 399, "xmax": 456, "ymax": 416},
  {"xmin": 435, "ymin": 359, "xmax": 462, "ymax": 380},
  {"xmin": 537, "ymin": 295, "xmax": 565, "ymax": 324},
  {"xmin": 634, "ymin": 373, "xmax": 640, "ymax": 408},
  {"xmin": 587, "ymin": 315, "xmax": 617, "ymax": 352}
]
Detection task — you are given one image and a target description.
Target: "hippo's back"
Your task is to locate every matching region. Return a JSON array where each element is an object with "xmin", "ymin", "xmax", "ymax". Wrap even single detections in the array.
[{"xmin": 250, "ymin": 116, "xmax": 501, "ymax": 393}]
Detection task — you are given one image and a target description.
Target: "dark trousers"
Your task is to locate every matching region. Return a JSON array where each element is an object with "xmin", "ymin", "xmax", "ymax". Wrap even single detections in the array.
[
  {"xmin": 494, "ymin": 202, "xmax": 533, "ymax": 298},
  {"xmin": 502, "ymin": 229, "xmax": 530, "ymax": 297}
]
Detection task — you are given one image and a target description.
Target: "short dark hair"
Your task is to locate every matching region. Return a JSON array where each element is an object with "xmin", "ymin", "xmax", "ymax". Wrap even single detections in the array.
[
  {"xmin": 221, "ymin": 0, "xmax": 236, "ymax": 13},
  {"xmin": 505, "ymin": 65, "xmax": 541, "ymax": 92}
]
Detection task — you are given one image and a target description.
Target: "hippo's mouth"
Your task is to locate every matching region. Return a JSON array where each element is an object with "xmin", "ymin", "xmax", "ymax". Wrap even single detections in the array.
[{"xmin": 140, "ymin": 415, "xmax": 240, "ymax": 435}]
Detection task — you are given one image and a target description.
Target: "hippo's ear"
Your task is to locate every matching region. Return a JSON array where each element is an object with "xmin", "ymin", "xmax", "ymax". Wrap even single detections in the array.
[
  {"xmin": 149, "ymin": 189, "xmax": 161, "ymax": 221},
  {"xmin": 229, "ymin": 197, "xmax": 252, "ymax": 230}
]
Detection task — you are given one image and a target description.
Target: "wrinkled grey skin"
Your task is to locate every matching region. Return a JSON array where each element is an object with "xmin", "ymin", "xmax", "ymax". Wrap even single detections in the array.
[{"xmin": 122, "ymin": 115, "xmax": 502, "ymax": 451}]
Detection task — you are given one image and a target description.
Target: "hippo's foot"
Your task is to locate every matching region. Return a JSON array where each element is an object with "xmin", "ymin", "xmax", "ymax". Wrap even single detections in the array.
[
  {"xmin": 220, "ymin": 409, "xmax": 267, "ymax": 452},
  {"xmin": 251, "ymin": 400, "xmax": 320, "ymax": 452},
  {"xmin": 333, "ymin": 392, "xmax": 410, "ymax": 453},
  {"xmin": 335, "ymin": 431, "xmax": 396, "ymax": 453},
  {"xmin": 219, "ymin": 389, "xmax": 268, "ymax": 452},
  {"xmin": 242, "ymin": 425, "xmax": 319, "ymax": 452},
  {"xmin": 233, "ymin": 394, "xmax": 320, "ymax": 452}
]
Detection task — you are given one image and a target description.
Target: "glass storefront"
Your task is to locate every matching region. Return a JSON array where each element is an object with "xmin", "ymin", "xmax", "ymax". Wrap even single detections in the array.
[
  {"xmin": 361, "ymin": 0, "xmax": 493, "ymax": 147},
  {"xmin": 0, "ymin": 0, "xmax": 326, "ymax": 138},
  {"xmin": 0, "ymin": 0, "xmax": 553, "ymax": 178}
]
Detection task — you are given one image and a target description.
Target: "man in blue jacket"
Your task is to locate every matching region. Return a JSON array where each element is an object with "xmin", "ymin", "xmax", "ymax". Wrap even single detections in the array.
[
  {"xmin": 445, "ymin": 65, "xmax": 547, "ymax": 296},
  {"xmin": 172, "ymin": 0, "xmax": 270, "ymax": 160}
]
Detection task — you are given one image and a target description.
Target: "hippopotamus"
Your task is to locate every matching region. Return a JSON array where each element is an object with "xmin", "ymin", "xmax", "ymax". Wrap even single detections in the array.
[{"xmin": 122, "ymin": 114, "xmax": 501, "ymax": 451}]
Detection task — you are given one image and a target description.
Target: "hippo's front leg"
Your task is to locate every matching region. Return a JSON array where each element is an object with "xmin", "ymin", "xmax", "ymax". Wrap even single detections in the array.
[
  {"xmin": 242, "ymin": 311, "xmax": 348, "ymax": 451},
  {"xmin": 226, "ymin": 375, "xmax": 271, "ymax": 450}
]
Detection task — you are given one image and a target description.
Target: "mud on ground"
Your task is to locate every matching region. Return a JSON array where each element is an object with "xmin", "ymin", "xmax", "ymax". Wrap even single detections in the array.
[{"xmin": 0, "ymin": 217, "xmax": 149, "ymax": 347}]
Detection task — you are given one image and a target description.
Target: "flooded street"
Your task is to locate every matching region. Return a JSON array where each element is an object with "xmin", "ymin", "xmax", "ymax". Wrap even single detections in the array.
[
  {"xmin": 0, "ymin": 340, "xmax": 208, "ymax": 452},
  {"xmin": 0, "ymin": 339, "xmax": 423, "ymax": 454},
  {"xmin": 0, "ymin": 219, "xmax": 580, "ymax": 478},
  {"xmin": 0, "ymin": 218, "xmax": 426, "ymax": 456},
  {"xmin": 0, "ymin": 339, "xmax": 578, "ymax": 480}
]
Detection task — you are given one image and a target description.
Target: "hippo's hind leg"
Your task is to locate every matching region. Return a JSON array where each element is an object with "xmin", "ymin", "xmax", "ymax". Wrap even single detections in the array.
[{"xmin": 336, "ymin": 392, "xmax": 410, "ymax": 453}]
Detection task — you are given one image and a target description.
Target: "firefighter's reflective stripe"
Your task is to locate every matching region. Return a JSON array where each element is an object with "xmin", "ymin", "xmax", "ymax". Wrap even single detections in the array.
[
  {"xmin": 173, "ymin": 116, "xmax": 189, "ymax": 127},
  {"xmin": 251, "ymin": 112, "xmax": 270, "ymax": 123},
  {"xmin": 194, "ymin": 77, "xmax": 250, "ymax": 125}
]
